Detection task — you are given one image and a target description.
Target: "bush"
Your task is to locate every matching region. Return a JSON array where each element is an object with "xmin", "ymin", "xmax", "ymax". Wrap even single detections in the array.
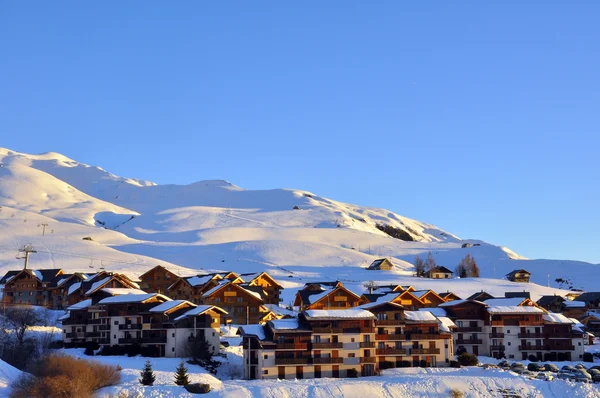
[
  {"xmin": 346, "ymin": 368, "xmax": 358, "ymax": 378},
  {"xmin": 449, "ymin": 360, "xmax": 461, "ymax": 368},
  {"xmin": 528, "ymin": 355, "xmax": 537, "ymax": 362},
  {"xmin": 584, "ymin": 352, "xmax": 594, "ymax": 362},
  {"xmin": 379, "ymin": 361, "xmax": 394, "ymax": 370},
  {"xmin": 84, "ymin": 346, "xmax": 95, "ymax": 356},
  {"xmin": 10, "ymin": 354, "xmax": 121, "ymax": 398},
  {"xmin": 451, "ymin": 389, "xmax": 465, "ymax": 398},
  {"xmin": 184, "ymin": 383, "xmax": 211, "ymax": 394},
  {"xmin": 375, "ymin": 223, "xmax": 414, "ymax": 241},
  {"xmin": 398, "ymin": 361, "xmax": 411, "ymax": 368},
  {"xmin": 457, "ymin": 353, "xmax": 478, "ymax": 366},
  {"xmin": 419, "ymin": 360, "xmax": 430, "ymax": 368}
]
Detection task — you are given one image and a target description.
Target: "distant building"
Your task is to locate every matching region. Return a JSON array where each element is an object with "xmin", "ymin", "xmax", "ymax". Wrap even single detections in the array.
[
  {"xmin": 536, "ymin": 295, "xmax": 566, "ymax": 313},
  {"xmin": 438, "ymin": 292, "xmax": 461, "ymax": 302},
  {"xmin": 366, "ymin": 258, "xmax": 394, "ymax": 271},
  {"xmin": 574, "ymin": 292, "xmax": 600, "ymax": 313},
  {"xmin": 139, "ymin": 265, "xmax": 179, "ymax": 294},
  {"xmin": 504, "ymin": 291, "xmax": 531, "ymax": 300},
  {"xmin": 293, "ymin": 282, "xmax": 363, "ymax": 311},
  {"xmin": 466, "ymin": 291, "xmax": 495, "ymax": 301},
  {"xmin": 505, "ymin": 269, "xmax": 531, "ymax": 283},
  {"xmin": 424, "ymin": 266, "xmax": 454, "ymax": 279}
]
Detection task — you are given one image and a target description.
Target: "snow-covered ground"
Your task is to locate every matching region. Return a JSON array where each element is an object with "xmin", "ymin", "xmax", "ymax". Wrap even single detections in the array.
[{"xmin": 57, "ymin": 348, "xmax": 600, "ymax": 398}]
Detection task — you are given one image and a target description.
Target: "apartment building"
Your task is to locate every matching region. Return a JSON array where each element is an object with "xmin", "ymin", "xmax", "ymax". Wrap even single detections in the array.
[
  {"xmin": 0, "ymin": 268, "xmax": 64, "ymax": 307},
  {"xmin": 67, "ymin": 271, "xmax": 141, "ymax": 306},
  {"xmin": 441, "ymin": 298, "xmax": 585, "ymax": 361},
  {"xmin": 62, "ymin": 289, "xmax": 226, "ymax": 357},
  {"xmin": 238, "ymin": 306, "xmax": 455, "ymax": 380}
]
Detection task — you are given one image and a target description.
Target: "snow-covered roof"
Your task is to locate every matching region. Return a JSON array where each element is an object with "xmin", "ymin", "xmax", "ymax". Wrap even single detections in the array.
[
  {"xmin": 404, "ymin": 310, "xmax": 438, "ymax": 322},
  {"xmin": 439, "ymin": 299, "xmax": 486, "ymax": 307},
  {"xmin": 67, "ymin": 299, "xmax": 92, "ymax": 310},
  {"xmin": 98, "ymin": 293, "xmax": 169, "ymax": 305},
  {"xmin": 173, "ymin": 305, "xmax": 228, "ymax": 321},
  {"xmin": 67, "ymin": 282, "xmax": 81, "ymax": 295},
  {"xmin": 185, "ymin": 275, "xmax": 215, "ymax": 287},
  {"xmin": 58, "ymin": 312, "xmax": 70, "ymax": 321},
  {"xmin": 543, "ymin": 313, "xmax": 573, "ymax": 324},
  {"xmin": 437, "ymin": 316, "xmax": 457, "ymax": 332},
  {"xmin": 484, "ymin": 298, "xmax": 526, "ymax": 307},
  {"xmin": 101, "ymin": 288, "xmax": 147, "ymax": 296},
  {"xmin": 32, "ymin": 270, "xmax": 42, "ymax": 281},
  {"xmin": 201, "ymin": 280, "xmax": 262, "ymax": 301},
  {"xmin": 359, "ymin": 301, "xmax": 404, "ymax": 310},
  {"xmin": 487, "ymin": 305, "xmax": 544, "ymax": 314},
  {"xmin": 304, "ymin": 309, "xmax": 376, "ymax": 320},
  {"xmin": 420, "ymin": 307, "xmax": 447, "ymax": 317},
  {"xmin": 564, "ymin": 301, "xmax": 586, "ymax": 308},
  {"xmin": 412, "ymin": 290, "xmax": 432, "ymax": 299},
  {"xmin": 264, "ymin": 304, "xmax": 297, "ymax": 317},
  {"xmin": 270, "ymin": 318, "xmax": 300, "ymax": 330},
  {"xmin": 306, "ymin": 287, "xmax": 335, "ymax": 304},
  {"xmin": 149, "ymin": 300, "xmax": 190, "ymax": 313},
  {"xmin": 372, "ymin": 292, "xmax": 402, "ymax": 305},
  {"xmin": 237, "ymin": 325, "xmax": 266, "ymax": 340},
  {"xmin": 84, "ymin": 276, "xmax": 111, "ymax": 295}
]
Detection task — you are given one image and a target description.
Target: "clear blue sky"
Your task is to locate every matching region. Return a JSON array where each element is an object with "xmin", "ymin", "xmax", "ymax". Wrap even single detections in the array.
[{"xmin": 1, "ymin": 2, "xmax": 599, "ymax": 263}]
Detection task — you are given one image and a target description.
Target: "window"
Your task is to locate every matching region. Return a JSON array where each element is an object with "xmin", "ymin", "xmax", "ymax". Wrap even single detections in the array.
[
  {"xmin": 172, "ymin": 333, "xmax": 175, "ymax": 338},
  {"xmin": 348, "ymin": 353, "xmax": 355, "ymax": 358},
  {"xmin": 114, "ymin": 321, "xmax": 118, "ymax": 325},
  {"xmin": 351, "ymin": 338, "xmax": 355, "ymax": 343},
  {"xmin": 172, "ymin": 347, "xmax": 175, "ymax": 352},
  {"xmin": 507, "ymin": 342, "xmax": 511, "ymax": 346},
  {"xmin": 263, "ymin": 370, "xmax": 269, "ymax": 375},
  {"xmin": 264, "ymin": 355, "xmax": 268, "ymax": 359}
]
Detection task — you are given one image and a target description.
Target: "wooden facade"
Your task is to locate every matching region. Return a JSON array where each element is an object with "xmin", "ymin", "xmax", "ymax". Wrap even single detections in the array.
[{"xmin": 139, "ymin": 265, "xmax": 179, "ymax": 294}]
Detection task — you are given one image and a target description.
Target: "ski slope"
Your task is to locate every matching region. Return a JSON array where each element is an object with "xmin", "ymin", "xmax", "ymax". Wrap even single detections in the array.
[{"xmin": 0, "ymin": 147, "xmax": 598, "ymax": 300}]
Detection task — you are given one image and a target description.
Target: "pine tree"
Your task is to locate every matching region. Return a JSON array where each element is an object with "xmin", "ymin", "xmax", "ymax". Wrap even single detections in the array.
[
  {"xmin": 140, "ymin": 360, "xmax": 156, "ymax": 386},
  {"xmin": 467, "ymin": 255, "xmax": 480, "ymax": 277},
  {"xmin": 174, "ymin": 360, "xmax": 190, "ymax": 386},
  {"xmin": 455, "ymin": 262, "xmax": 468, "ymax": 278},
  {"xmin": 414, "ymin": 255, "xmax": 425, "ymax": 278}
]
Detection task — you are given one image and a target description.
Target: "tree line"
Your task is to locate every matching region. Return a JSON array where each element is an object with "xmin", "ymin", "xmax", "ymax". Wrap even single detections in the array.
[{"xmin": 414, "ymin": 252, "xmax": 480, "ymax": 278}]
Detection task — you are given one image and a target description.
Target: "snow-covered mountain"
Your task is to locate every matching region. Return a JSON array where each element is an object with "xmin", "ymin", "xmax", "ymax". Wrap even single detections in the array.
[{"xmin": 0, "ymin": 147, "xmax": 597, "ymax": 302}]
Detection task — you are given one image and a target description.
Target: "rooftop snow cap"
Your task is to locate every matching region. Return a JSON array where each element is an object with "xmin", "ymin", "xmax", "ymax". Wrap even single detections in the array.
[{"xmin": 303, "ymin": 309, "xmax": 376, "ymax": 320}]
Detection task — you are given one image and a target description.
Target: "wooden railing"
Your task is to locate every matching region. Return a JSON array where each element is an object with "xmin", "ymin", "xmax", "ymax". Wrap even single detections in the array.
[
  {"xmin": 518, "ymin": 333, "xmax": 544, "ymax": 338},
  {"xmin": 312, "ymin": 342, "xmax": 343, "ymax": 349},
  {"xmin": 519, "ymin": 345, "xmax": 544, "ymax": 351},
  {"xmin": 360, "ymin": 357, "xmax": 377, "ymax": 363},
  {"xmin": 489, "ymin": 333, "xmax": 504, "ymax": 338},
  {"xmin": 456, "ymin": 327, "xmax": 482, "ymax": 332},
  {"xmin": 375, "ymin": 320, "xmax": 403, "ymax": 326},
  {"xmin": 456, "ymin": 339, "xmax": 482, "ymax": 345},
  {"xmin": 375, "ymin": 334, "xmax": 405, "ymax": 341},
  {"xmin": 312, "ymin": 327, "xmax": 343, "ymax": 333},
  {"xmin": 313, "ymin": 357, "xmax": 343, "ymax": 364},
  {"xmin": 411, "ymin": 348, "xmax": 440, "ymax": 355},
  {"xmin": 376, "ymin": 348, "xmax": 407, "ymax": 355},
  {"xmin": 275, "ymin": 357, "xmax": 312, "ymax": 365},
  {"xmin": 275, "ymin": 343, "xmax": 308, "ymax": 350}
]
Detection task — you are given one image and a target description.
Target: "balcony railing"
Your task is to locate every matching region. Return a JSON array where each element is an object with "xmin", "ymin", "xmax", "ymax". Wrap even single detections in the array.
[
  {"xmin": 359, "ymin": 341, "xmax": 375, "ymax": 348},
  {"xmin": 375, "ymin": 320, "xmax": 403, "ymax": 326},
  {"xmin": 519, "ymin": 345, "xmax": 544, "ymax": 351},
  {"xmin": 88, "ymin": 318, "xmax": 102, "ymax": 325},
  {"xmin": 313, "ymin": 357, "xmax": 343, "ymax": 364},
  {"xmin": 275, "ymin": 343, "xmax": 308, "ymax": 350},
  {"xmin": 312, "ymin": 342, "xmax": 343, "ymax": 349},
  {"xmin": 408, "ymin": 334, "xmax": 444, "ymax": 340},
  {"xmin": 375, "ymin": 334, "xmax": 405, "ymax": 341},
  {"xmin": 360, "ymin": 357, "xmax": 377, "ymax": 363},
  {"xmin": 376, "ymin": 348, "xmax": 407, "ymax": 355},
  {"xmin": 411, "ymin": 348, "xmax": 440, "ymax": 355},
  {"xmin": 546, "ymin": 344, "xmax": 575, "ymax": 351},
  {"xmin": 490, "ymin": 345, "xmax": 506, "ymax": 351},
  {"xmin": 86, "ymin": 332, "xmax": 101, "ymax": 338},
  {"xmin": 99, "ymin": 324, "xmax": 110, "ymax": 331},
  {"xmin": 275, "ymin": 357, "xmax": 312, "ymax": 365},
  {"xmin": 456, "ymin": 339, "xmax": 482, "ymax": 345},
  {"xmin": 312, "ymin": 327, "xmax": 343, "ymax": 334},
  {"xmin": 456, "ymin": 327, "xmax": 482, "ymax": 332},
  {"xmin": 98, "ymin": 339, "xmax": 110, "ymax": 344},
  {"xmin": 518, "ymin": 333, "xmax": 544, "ymax": 338},
  {"xmin": 119, "ymin": 324, "xmax": 143, "ymax": 330},
  {"xmin": 489, "ymin": 333, "xmax": 504, "ymax": 338}
]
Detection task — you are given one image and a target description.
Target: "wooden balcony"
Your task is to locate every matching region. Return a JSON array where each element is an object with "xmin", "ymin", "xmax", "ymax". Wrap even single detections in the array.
[
  {"xmin": 490, "ymin": 345, "xmax": 505, "ymax": 351},
  {"xmin": 359, "ymin": 341, "xmax": 375, "ymax": 348},
  {"xmin": 312, "ymin": 327, "xmax": 343, "ymax": 334},
  {"xmin": 275, "ymin": 357, "xmax": 312, "ymax": 365},
  {"xmin": 489, "ymin": 333, "xmax": 504, "ymax": 338},
  {"xmin": 518, "ymin": 333, "xmax": 544, "ymax": 338},
  {"xmin": 119, "ymin": 324, "xmax": 143, "ymax": 330},
  {"xmin": 456, "ymin": 327, "xmax": 482, "ymax": 332},
  {"xmin": 409, "ymin": 334, "xmax": 444, "ymax": 340},
  {"xmin": 99, "ymin": 324, "xmax": 110, "ymax": 331},
  {"xmin": 375, "ymin": 334, "xmax": 405, "ymax": 341},
  {"xmin": 360, "ymin": 357, "xmax": 377, "ymax": 363},
  {"xmin": 312, "ymin": 342, "xmax": 343, "ymax": 349},
  {"xmin": 376, "ymin": 348, "xmax": 407, "ymax": 356},
  {"xmin": 375, "ymin": 320, "xmax": 403, "ymax": 326},
  {"xmin": 275, "ymin": 343, "xmax": 308, "ymax": 350},
  {"xmin": 88, "ymin": 318, "xmax": 102, "ymax": 325},
  {"xmin": 519, "ymin": 345, "xmax": 544, "ymax": 351},
  {"xmin": 411, "ymin": 348, "xmax": 440, "ymax": 355},
  {"xmin": 313, "ymin": 357, "xmax": 343, "ymax": 364},
  {"xmin": 546, "ymin": 344, "xmax": 575, "ymax": 351},
  {"xmin": 456, "ymin": 339, "xmax": 482, "ymax": 345}
]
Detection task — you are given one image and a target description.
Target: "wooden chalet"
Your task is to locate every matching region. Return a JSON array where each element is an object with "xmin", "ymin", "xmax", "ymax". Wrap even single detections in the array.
[
  {"xmin": 240, "ymin": 272, "xmax": 283, "ymax": 305},
  {"xmin": 438, "ymin": 292, "xmax": 461, "ymax": 302},
  {"xmin": 201, "ymin": 280, "xmax": 268, "ymax": 324},
  {"xmin": 139, "ymin": 265, "xmax": 180, "ymax": 294},
  {"xmin": 294, "ymin": 282, "xmax": 363, "ymax": 311},
  {"xmin": 0, "ymin": 268, "xmax": 64, "ymax": 307},
  {"xmin": 505, "ymin": 269, "xmax": 531, "ymax": 283},
  {"xmin": 424, "ymin": 266, "xmax": 454, "ymax": 279},
  {"xmin": 536, "ymin": 295, "xmax": 566, "ymax": 313},
  {"xmin": 366, "ymin": 258, "xmax": 394, "ymax": 271}
]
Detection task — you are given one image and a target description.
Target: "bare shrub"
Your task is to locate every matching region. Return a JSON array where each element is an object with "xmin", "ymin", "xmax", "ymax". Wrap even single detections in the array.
[
  {"xmin": 450, "ymin": 389, "xmax": 465, "ymax": 398},
  {"xmin": 222, "ymin": 363, "xmax": 243, "ymax": 380},
  {"xmin": 10, "ymin": 354, "xmax": 121, "ymax": 398}
]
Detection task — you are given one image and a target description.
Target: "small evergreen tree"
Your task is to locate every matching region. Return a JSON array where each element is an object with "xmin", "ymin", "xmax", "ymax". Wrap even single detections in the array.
[
  {"xmin": 139, "ymin": 360, "xmax": 156, "ymax": 386},
  {"xmin": 174, "ymin": 360, "xmax": 190, "ymax": 385},
  {"xmin": 467, "ymin": 257, "xmax": 480, "ymax": 277},
  {"xmin": 414, "ymin": 255, "xmax": 425, "ymax": 277}
]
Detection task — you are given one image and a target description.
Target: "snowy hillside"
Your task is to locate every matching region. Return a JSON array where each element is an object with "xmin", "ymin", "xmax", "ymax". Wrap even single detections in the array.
[{"xmin": 0, "ymin": 147, "xmax": 598, "ymax": 298}]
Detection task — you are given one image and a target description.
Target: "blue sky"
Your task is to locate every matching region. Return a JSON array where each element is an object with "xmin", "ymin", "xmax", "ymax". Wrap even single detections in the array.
[{"xmin": 1, "ymin": 2, "xmax": 599, "ymax": 263}]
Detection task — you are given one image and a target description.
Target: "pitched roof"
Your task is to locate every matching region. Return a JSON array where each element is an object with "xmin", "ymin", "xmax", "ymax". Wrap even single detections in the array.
[
  {"xmin": 404, "ymin": 310, "xmax": 438, "ymax": 322},
  {"xmin": 237, "ymin": 325, "xmax": 267, "ymax": 340},
  {"xmin": 173, "ymin": 305, "xmax": 228, "ymax": 321},
  {"xmin": 466, "ymin": 291, "xmax": 495, "ymax": 301},
  {"xmin": 536, "ymin": 295, "xmax": 565, "ymax": 306},
  {"xmin": 304, "ymin": 309, "xmax": 376, "ymax": 320},
  {"xmin": 543, "ymin": 313, "xmax": 574, "ymax": 324},
  {"xmin": 574, "ymin": 292, "xmax": 600, "ymax": 303},
  {"xmin": 0, "ymin": 271, "xmax": 20, "ymax": 284},
  {"xmin": 149, "ymin": 300, "xmax": 192, "ymax": 313},
  {"xmin": 427, "ymin": 266, "xmax": 454, "ymax": 274},
  {"xmin": 240, "ymin": 272, "xmax": 283, "ymax": 288},
  {"xmin": 67, "ymin": 299, "xmax": 93, "ymax": 311},
  {"xmin": 202, "ymin": 280, "xmax": 262, "ymax": 301},
  {"xmin": 367, "ymin": 258, "xmax": 393, "ymax": 269},
  {"xmin": 506, "ymin": 269, "xmax": 531, "ymax": 277},
  {"xmin": 139, "ymin": 265, "xmax": 177, "ymax": 280},
  {"xmin": 505, "ymin": 292, "xmax": 531, "ymax": 299},
  {"xmin": 98, "ymin": 293, "xmax": 170, "ymax": 305},
  {"xmin": 438, "ymin": 292, "xmax": 462, "ymax": 300}
]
